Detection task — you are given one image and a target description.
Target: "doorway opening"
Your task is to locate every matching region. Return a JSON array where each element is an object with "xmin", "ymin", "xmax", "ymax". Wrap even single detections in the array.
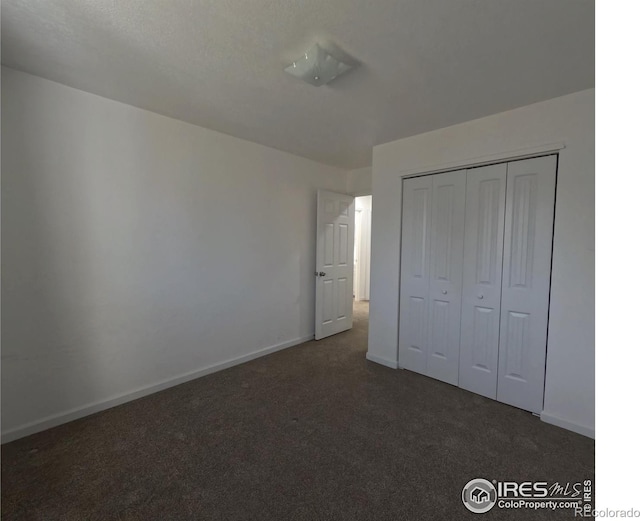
[{"xmin": 353, "ymin": 195, "xmax": 372, "ymax": 323}]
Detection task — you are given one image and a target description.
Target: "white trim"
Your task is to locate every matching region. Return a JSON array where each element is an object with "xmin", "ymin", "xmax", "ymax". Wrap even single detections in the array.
[
  {"xmin": 540, "ymin": 411, "xmax": 595, "ymax": 439},
  {"xmin": 366, "ymin": 352, "xmax": 399, "ymax": 369},
  {"xmin": 1, "ymin": 334, "xmax": 314, "ymax": 444},
  {"xmin": 400, "ymin": 141, "xmax": 566, "ymax": 178}
]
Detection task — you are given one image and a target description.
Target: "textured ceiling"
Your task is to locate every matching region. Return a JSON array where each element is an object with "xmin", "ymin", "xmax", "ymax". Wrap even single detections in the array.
[{"xmin": 1, "ymin": 0, "xmax": 594, "ymax": 168}]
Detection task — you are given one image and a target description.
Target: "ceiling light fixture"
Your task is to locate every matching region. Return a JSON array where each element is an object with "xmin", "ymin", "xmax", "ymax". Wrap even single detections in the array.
[{"xmin": 284, "ymin": 44, "xmax": 353, "ymax": 86}]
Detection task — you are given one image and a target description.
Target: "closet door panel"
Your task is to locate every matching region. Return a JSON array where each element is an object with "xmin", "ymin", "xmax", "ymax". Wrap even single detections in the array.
[
  {"xmin": 497, "ymin": 155, "xmax": 557, "ymax": 413},
  {"xmin": 399, "ymin": 176, "xmax": 433, "ymax": 374},
  {"xmin": 459, "ymin": 164, "xmax": 507, "ymax": 399},
  {"xmin": 425, "ymin": 170, "xmax": 467, "ymax": 385}
]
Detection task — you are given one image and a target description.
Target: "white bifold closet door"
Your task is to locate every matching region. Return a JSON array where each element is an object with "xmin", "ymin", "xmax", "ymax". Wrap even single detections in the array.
[
  {"xmin": 399, "ymin": 170, "xmax": 466, "ymax": 385},
  {"xmin": 399, "ymin": 155, "xmax": 557, "ymax": 414},
  {"xmin": 497, "ymin": 155, "xmax": 556, "ymax": 413},
  {"xmin": 459, "ymin": 163, "xmax": 507, "ymax": 399}
]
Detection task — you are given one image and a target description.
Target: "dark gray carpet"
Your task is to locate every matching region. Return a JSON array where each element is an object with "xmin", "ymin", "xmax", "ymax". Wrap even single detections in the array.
[{"xmin": 2, "ymin": 301, "xmax": 594, "ymax": 520}]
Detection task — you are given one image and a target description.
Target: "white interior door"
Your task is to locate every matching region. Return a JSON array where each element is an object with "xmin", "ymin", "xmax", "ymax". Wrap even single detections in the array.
[
  {"xmin": 459, "ymin": 163, "xmax": 507, "ymax": 399},
  {"xmin": 399, "ymin": 170, "xmax": 466, "ymax": 385},
  {"xmin": 315, "ymin": 190, "xmax": 355, "ymax": 340},
  {"xmin": 497, "ymin": 155, "xmax": 557, "ymax": 413}
]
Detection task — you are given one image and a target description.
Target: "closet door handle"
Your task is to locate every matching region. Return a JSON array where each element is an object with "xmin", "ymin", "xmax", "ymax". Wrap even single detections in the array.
[
  {"xmin": 441, "ymin": 290, "xmax": 447, "ymax": 295},
  {"xmin": 477, "ymin": 294, "xmax": 484, "ymax": 300}
]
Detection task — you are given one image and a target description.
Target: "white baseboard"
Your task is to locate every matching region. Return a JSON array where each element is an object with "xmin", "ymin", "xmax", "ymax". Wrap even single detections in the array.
[
  {"xmin": 1, "ymin": 333, "xmax": 314, "ymax": 444},
  {"xmin": 366, "ymin": 352, "xmax": 399, "ymax": 369},
  {"xmin": 540, "ymin": 411, "xmax": 595, "ymax": 439}
]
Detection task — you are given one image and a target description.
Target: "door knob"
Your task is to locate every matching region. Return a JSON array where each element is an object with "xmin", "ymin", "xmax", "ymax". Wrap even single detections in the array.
[
  {"xmin": 477, "ymin": 294, "xmax": 484, "ymax": 299},
  {"xmin": 316, "ymin": 271, "xmax": 326, "ymax": 277},
  {"xmin": 442, "ymin": 290, "xmax": 447, "ymax": 295}
]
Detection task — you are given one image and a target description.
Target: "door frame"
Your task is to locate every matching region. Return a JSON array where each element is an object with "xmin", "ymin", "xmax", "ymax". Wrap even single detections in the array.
[
  {"xmin": 397, "ymin": 141, "xmax": 565, "ymax": 359},
  {"xmin": 398, "ymin": 142, "xmax": 565, "ymax": 181},
  {"xmin": 396, "ymin": 144, "xmax": 564, "ymax": 407}
]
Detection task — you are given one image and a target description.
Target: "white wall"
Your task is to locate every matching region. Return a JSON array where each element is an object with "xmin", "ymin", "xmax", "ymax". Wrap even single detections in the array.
[
  {"xmin": 368, "ymin": 89, "xmax": 594, "ymax": 437},
  {"xmin": 1, "ymin": 67, "xmax": 348, "ymax": 441},
  {"xmin": 347, "ymin": 166, "xmax": 372, "ymax": 196}
]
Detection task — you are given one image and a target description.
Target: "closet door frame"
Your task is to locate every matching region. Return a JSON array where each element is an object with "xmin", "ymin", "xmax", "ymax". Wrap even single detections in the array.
[{"xmin": 398, "ymin": 153, "xmax": 558, "ymax": 413}]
